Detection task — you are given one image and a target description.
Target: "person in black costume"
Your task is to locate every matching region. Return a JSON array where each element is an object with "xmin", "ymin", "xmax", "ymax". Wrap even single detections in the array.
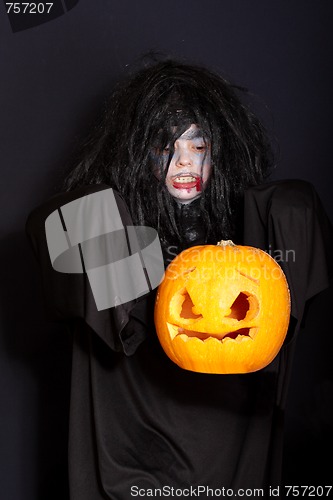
[{"xmin": 26, "ymin": 58, "xmax": 333, "ymax": 499}]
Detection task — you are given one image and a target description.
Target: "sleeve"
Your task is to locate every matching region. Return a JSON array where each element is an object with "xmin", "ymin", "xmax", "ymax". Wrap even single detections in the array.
[
  {"xmin": 25, "ymin": 184, "xmax": 164, "ymax": 355},
  {"xmin": 243, "ymin": 179, "xmax": 333, "ymax": 325}
]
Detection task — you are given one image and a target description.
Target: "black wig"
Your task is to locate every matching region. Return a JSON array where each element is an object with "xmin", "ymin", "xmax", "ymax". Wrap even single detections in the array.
[{"xmin": 64, "ymin": 58, "xmax": 273, "ymax": 251}]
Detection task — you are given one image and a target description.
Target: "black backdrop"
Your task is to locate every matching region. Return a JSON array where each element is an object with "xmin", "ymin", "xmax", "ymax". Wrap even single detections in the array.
[{"xmin": 1, "ymin": 1, "xmax": 332, "ymax": 499}]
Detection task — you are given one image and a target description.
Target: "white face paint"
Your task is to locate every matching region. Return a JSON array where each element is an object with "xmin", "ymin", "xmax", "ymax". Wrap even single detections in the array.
[{"xmin": 154, "ymin": 124, "xmax": 212, "ymax": 204}]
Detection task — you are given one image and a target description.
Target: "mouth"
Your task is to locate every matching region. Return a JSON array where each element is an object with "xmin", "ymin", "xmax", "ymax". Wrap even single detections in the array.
[
  {"xmin": 172, "ymin": 174, "xmax": 202, "ymax": 191},
  {"xmin": 167, "ymin": 323, "xmax": 258, "ymax": 343}
]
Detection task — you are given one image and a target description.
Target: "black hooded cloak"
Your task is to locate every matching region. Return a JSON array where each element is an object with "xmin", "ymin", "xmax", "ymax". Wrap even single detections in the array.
[{"xmin": 26, "ymin": 179, "xmax": 333, "ymax": 500}]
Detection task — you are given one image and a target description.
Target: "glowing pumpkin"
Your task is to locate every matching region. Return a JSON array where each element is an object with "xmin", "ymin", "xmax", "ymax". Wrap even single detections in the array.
[{"xmin": 154, "ymin": 240, "xmax": 290, "ymax": 374}]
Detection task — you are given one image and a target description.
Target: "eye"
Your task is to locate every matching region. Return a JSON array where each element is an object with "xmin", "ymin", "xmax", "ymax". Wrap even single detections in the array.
[
  {"xmin": 191, "ymin": 138, "xmax": 209, "ymax": 153},
  {"xmin": 151, "ymin": 146, "xmax": 171, "ymax": 157}
]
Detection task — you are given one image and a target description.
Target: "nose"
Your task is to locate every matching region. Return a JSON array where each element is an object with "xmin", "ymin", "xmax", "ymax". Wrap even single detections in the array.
[{"xmin": 174, "ymin": 147, "xmax": 192, "ymax": 167}]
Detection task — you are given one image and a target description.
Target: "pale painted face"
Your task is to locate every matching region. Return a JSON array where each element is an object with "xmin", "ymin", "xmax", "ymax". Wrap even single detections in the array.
[{"xmin": 154, "ymin": 124, "xmax": 212, "ymax": 204}]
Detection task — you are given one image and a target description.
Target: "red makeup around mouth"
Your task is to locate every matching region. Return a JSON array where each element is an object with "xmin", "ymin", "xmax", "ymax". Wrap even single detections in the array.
[{"xmin": 172, "ymin": 175, "xmax": 202, "ymax": 192}]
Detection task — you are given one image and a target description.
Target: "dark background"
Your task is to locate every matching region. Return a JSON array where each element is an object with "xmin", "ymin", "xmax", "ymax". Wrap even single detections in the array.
[{"xmin": 1, "ymin": 1, "xmax": 332, "ymax": 499}]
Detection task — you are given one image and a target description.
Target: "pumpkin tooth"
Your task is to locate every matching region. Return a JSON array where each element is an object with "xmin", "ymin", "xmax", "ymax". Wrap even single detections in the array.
[
  {"xmin": 248, "ymin": 327, "xmax": 258, "ymax": 339},
  {"xmin": 203, "ymin": 337, "xmax": 220, "ymax": 344},
  {"xmin": 222, "ymin": 335, "xmax": 252, "ymax": 343},
  {"xmin": 167, "ymin": 323, "xmax": 180, "ymax": 340}
]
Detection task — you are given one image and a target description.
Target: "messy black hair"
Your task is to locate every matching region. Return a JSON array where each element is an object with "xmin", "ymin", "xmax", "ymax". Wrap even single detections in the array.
[{"xmin": 64, "ymin": 57, "xmax": 273, "ymax": 250}]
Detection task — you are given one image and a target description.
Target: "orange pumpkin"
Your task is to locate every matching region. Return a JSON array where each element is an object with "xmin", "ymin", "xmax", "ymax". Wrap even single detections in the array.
[{"xmin": 154, "ymin": 240, "xmax": 291, "ymax": 374}]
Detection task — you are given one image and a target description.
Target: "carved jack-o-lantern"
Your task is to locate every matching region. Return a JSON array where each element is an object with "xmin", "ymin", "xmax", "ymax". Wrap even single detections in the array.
[{"xmin": 154, "ymin": 240, "xmax": 290, "ymax": 374}]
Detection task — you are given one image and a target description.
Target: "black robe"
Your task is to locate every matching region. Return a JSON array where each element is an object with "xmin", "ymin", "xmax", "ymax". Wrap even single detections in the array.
[{"xmin": 26, "ymin": 179, "xmax": 333, "ymax": 500}]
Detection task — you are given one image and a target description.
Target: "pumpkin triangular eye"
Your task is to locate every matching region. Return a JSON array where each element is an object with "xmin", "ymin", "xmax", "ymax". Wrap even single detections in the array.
[
  {"xmin": 180, "ymin": 289, "xmax": 203, "ymax": 320},
  {"xmin": 226, "ymin": 292, "xmax": 258, "ymax": 320}
]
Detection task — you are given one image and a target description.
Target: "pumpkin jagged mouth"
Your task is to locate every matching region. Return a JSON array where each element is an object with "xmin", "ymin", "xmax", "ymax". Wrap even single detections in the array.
[{"xmin": 167, "ymin": 323, "xmax": 258, "ymax": 343}]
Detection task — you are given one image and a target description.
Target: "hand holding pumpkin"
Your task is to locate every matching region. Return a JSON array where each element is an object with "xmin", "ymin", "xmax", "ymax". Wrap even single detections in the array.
[{"xmin": 154, "ymin": 240, "xmax": 291, "ymax": 374}]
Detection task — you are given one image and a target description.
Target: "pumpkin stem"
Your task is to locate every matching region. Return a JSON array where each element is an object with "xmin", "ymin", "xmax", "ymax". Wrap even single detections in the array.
[{"xmin": 217, "ymin": 240, "xmax": 235, "ymax": 247}]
